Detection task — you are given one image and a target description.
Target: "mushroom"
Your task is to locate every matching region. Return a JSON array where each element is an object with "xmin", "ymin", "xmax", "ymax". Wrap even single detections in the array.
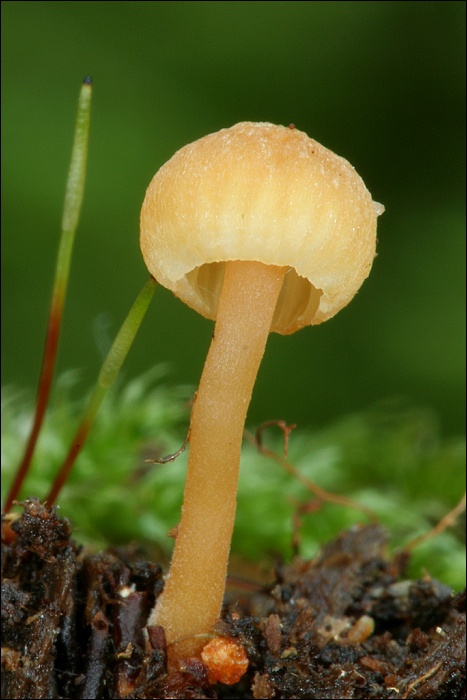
[{"xmin": 140, "ymin": 122, "xmax": 383, "ymax": 662}]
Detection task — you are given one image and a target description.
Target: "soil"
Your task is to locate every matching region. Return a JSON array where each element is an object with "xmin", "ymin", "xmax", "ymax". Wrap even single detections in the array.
[{"xmin": 2, "ymin": 499, "xmax": 465, "ymax": 699}]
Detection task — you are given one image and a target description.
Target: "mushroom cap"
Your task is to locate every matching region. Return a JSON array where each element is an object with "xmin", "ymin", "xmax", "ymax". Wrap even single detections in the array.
[{"xmin": 140, "ymin": 122, "xmax": 383, "ymax": 334}]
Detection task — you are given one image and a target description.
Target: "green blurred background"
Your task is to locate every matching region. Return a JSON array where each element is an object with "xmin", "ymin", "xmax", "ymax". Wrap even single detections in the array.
[{"xmin": 2, "ymin": 1, "xmax": 465, "ymax": 440}]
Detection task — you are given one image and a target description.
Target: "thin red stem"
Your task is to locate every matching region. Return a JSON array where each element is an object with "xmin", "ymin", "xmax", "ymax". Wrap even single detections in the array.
[
  {"xmin": 3, "ymin": 78, "xmax": 92, "ymax": 513},
  {"xmin": 45, "ymin": 417, "xmax": 92, "ymax": 506},
  {"xmin": 44, "ymin": 276, "xmax": 157, "ymax": 506},
  {"xmin": 4, "ymin": 291, "xmax": 63, "ymax": 512}
]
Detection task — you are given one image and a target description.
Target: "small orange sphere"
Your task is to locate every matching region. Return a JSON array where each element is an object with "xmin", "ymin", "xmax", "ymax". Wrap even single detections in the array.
[{"xmin": 201, "ymin": 636, "xmax": 249, "ymax": 685}]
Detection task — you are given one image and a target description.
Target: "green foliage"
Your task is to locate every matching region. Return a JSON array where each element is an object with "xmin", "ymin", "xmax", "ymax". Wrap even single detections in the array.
[{"xmin": 2, "ymin": 371, "xmax": 465, "ymax": 590}]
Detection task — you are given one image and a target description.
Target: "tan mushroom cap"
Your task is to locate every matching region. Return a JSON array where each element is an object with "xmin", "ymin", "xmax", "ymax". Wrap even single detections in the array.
[{"xmin": 140, "ymin": 122, "xmax": 383, "ymax": 334}]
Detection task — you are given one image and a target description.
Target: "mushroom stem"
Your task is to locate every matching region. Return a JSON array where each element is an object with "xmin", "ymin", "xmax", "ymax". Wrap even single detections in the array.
[{"xmin": 150, "ymin": 260, "xmax": 286, "ymax": 658}]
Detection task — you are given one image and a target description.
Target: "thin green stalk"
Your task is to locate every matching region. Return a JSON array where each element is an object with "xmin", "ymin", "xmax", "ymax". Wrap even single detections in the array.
[
  {"xmin": 45, "ymin": 276, "xmax": 157, "ymax": 506},
  {"xmin": 4, "ymin": 77, "xmax": 92, "ymax": 513}
]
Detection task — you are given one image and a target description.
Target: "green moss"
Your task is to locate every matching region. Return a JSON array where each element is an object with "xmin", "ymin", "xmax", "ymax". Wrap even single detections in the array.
[{"xmin": 2, "ymin": 370, "xmax": 465, "ymax": 590}]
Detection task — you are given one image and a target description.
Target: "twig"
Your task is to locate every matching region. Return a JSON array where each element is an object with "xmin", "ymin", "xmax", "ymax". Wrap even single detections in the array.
[
  {"xmin": 402, "ymin": 491, "xmax": 466, "ymax": 554},
  {"xmin": 245, "ymin": 420, "xmax": 377, "ymax": 521}
]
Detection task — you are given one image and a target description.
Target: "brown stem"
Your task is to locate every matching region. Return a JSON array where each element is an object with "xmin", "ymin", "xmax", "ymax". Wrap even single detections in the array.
[
  {"xmin": 402, "ymin": 491, "xmax": 466, "ymax": 553},
  {"xmin": 4, "ymin": 291, "xmax": 63, "ymax": 512},
  {"xmin": 245, "ymin": 421, "xmax": 377, "ymax": 522}
]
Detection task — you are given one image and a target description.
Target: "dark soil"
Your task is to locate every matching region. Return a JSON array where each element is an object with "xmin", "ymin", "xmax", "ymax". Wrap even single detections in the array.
[{"xmin": 2, "ymin": 499, "xmax": 465, "ymax": 699}]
